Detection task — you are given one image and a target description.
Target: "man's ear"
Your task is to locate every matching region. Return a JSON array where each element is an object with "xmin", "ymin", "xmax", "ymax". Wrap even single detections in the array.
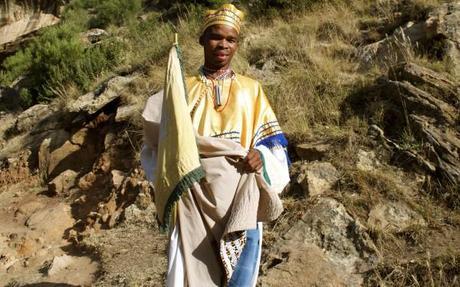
[{"xmin": 199, "ymin": 34, "xmax": 204, "ymax": 46}]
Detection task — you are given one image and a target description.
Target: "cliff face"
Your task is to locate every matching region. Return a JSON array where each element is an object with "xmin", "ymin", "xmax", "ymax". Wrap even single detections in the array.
[{"xmin": 0, "ymin": 0, "xmax": 65, "ymax": 46}]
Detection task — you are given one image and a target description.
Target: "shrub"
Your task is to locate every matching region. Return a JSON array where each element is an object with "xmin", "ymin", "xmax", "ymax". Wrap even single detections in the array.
[
  {"xmin": 0, "ymin": 50, "xmax": 32, "ymax": 85},
  {"xmin": 124, "ymin": 14, "xmax": 174, "ymax": 67},
  {"xmin": 19, "ymin": 88, "xmax": 33, "ymax": 108},
  {"xmin": 87, "ymin": 0, "xmax": 143, "ymax": 28},
  {"xmin": 0, "ymin": 23, "xmax": 124, "ymax": 104}
]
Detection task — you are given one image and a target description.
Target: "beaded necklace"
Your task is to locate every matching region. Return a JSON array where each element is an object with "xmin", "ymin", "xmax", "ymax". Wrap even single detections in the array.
[{"xmin": 199, "ymin": 66, "xmax": 235, "ymax": 110}]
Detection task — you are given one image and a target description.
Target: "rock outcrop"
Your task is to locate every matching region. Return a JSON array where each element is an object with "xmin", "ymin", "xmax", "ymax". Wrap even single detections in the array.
[
  {"xmin": 367, "ymin": 201, "xmax": 426, "ymax": 232},
  {"xmin": 260, "ymin": 198, "xmax": 378, "ymax": 286},
  {"xmin": 359, "ymin": 2, "xmax": 460, "ymax": 77},
  {"xmin": 67, "ymin": 75, "xmax": 136, "ymax": 115},
  {"xmin": 38, "ymin": 127, "xmax": 102, "ymax": 179},
  {"xmin": 0, "ymin": 0, "xmax": 65, "ymax": 47},
  {"xmin": 295, "ymin": 141, "xmax": 331, "ymax": 161},
  {"xmin": 14, "ymin": 104, "xmax": 53, "ymax": 133},
  {"xmin": 293, "ymin": 161, "xmax": 340, "ymax": 197},
  {"xmin": 0, "ymin": 71, "xmax": 149, "ymax": 285},
  {"xmin": 376, "ymin": 62, "xmax": 459, "ymax": 186}
]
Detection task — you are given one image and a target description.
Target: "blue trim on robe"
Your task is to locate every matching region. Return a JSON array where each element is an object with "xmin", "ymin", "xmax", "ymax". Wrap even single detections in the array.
[
  {"xmin": 255, "ymin": 133, "xmax": 287, "ymax": 148},
  {"xmin": 255, "ymin": 133, "xmax": 291, "ymax": 166}
]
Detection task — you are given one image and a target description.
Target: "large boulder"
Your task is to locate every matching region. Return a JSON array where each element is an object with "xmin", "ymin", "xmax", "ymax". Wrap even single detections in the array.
[
  {"xmin": 8, "ymin": 103, "xmax": 69, "ymax": 138},
  {"xmin": 39, "ymin": 128, "xmax": 101, "ymax": 179},
  {"xmin": 367, "ymin": 201, "xmax": 426, "ymax": 232},
  {"xmin": 260, "ymin": 198, "xmax": 378, "ymax": 286},
  {"xmin": 67, "ymin": 76, "xmax": 136, "ymax": 115},
  {"xmin": 297, "ymin": 162, "xmax": 340, "ymax": 197},
  {"xmin": 295, "ymin": 142, "xmax": 331, "ymax": 161},
  {"xmin": 48, "ymin": 169, "xmax": 78, "ymax": 195},
  {"xmin": 15, "ymin": 104, "xmax": 53, "ymax": 134}
]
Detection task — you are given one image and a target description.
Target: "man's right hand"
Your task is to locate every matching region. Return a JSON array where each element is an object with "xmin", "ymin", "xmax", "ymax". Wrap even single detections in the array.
[{"xmin": 243, "ymin": 149, "xmax": 263, "ymax": 172}]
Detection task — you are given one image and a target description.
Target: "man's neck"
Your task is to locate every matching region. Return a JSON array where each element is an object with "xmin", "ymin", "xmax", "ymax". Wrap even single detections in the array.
[{"xmin": 202, "ymin": 64, "xmax": 232, "ymax": 80}]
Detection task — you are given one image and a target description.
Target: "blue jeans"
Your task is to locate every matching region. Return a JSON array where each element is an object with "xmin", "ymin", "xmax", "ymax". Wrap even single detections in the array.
[{"xmin": 228, "ymin": 226, "xmax": 261, "ymax": 287}]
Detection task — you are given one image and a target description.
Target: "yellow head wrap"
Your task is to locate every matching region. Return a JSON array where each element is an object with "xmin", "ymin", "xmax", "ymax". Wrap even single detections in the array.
[{"xmin": 201, "ymin": 4, "xmax": 245, "ymax": 35}]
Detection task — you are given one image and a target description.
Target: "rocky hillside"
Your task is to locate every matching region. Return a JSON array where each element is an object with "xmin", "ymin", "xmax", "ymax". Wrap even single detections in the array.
[{"xmin": 0, "ymin": 0, "xmax": 459, "ymax": 286}]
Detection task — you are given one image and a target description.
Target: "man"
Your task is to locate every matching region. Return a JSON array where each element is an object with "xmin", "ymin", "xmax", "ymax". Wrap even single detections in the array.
[{"xmin": 141, "ymin": 4, "xmax": 290, "ymax": 286}]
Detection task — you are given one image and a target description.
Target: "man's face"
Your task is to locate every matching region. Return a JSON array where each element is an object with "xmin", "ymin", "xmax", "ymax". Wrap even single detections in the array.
[{"xmin": 201, "ymin": 24, "xmax": 239, "ymax": 70}]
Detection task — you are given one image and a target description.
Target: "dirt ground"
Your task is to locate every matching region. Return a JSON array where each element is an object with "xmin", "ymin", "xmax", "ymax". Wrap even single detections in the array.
[{"xmin": 0, "ymin": 175, "xmax": 167, "ymax": 287}]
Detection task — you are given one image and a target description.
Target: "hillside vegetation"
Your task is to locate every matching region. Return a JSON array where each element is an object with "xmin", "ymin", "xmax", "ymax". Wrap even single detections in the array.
[
  {"xmin": 1, "ymin": 0, "xmax": 459, "ymax": 286},
  {"xmin": 1, "ymin": 0, "xmax": 452, "ymax": 115}
]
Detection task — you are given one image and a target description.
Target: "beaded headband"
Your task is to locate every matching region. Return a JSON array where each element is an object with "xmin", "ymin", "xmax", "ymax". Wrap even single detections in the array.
[{"xmin": 201, "ymin": 4, "xmax": 245, "ymax": 35}]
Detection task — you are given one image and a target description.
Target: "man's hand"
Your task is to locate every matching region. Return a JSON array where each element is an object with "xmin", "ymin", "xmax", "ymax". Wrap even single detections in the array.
[{"xmin": 244, "ymin": 149, "xmax": 263, "ymax": 172}]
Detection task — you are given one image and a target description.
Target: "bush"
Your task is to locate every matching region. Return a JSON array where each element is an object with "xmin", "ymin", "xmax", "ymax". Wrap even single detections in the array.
[
  {"xmin": 0, "ymin": 23, "xmax": 124, "ymax": 103},
  {"xmin": 19, "ymin": 88, "xmax": 33, "ymax": 108},
  {"xmin": 88, "ymin": 0, "xmax": 143, "ymax": 28},
  {"xmin": 0, "ymin": 50, "xmax": 32, "ymax": 85}
]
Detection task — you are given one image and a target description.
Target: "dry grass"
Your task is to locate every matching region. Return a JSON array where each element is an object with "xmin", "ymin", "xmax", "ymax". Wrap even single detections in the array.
[
  {"xmin": 365, "ymin": 254, "xmax": 460, "ymax": 286},
  {"xmin": 238, "ymin": 2, "xmax": 363, "ymax": 134},
  {"xmin": 107, "ymin": 1, "xmax": 369, "ymax": 134},
  {"xmin": 330, "ymin": 149, "xmax": 460, "ymax": 285},
  {"xmin": 105, "ymin": 0, "xmax": 451, "ymax": 137}
]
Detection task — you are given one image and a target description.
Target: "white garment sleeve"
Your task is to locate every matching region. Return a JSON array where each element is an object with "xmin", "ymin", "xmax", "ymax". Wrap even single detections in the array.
[
  {"xmin": 140, "ymin": 90, "xmax": 163, "ymax": 182},
  {"xmin": 167, "ymin": 223, "xmax": 186, "ymax": 287},
  {"xmin": 140, "ymin": 145, "xmax": 157, "ymax": 182},
  {"xmin": 255, "ymin": 145, "xmax": 290, "ymax": 194}
]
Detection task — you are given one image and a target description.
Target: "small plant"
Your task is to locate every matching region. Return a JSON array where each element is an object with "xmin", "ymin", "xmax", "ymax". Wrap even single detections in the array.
[
  {"xmin": 88, "ymin": 0, "xmax": 143, "ymax": 28},
  {"xmin": 18, "ymin": 88, "xmax": 33, "ymax": 108},
  {"xmin": 399, "ymin": 127, "xmax": 424, "ymax": 151}
]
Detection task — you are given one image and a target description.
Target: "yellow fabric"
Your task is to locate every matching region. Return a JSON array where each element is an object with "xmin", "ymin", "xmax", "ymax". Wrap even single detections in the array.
[
  {"xmin": 154, "ymin": 46, "xmax": 203, "ymax": 227},
  {"xmin": 202, "ymin": 3, "xmax": 245, "ymax": 34},
  {"xmin": 186, "ymin": 73, "xmax": 280, "ymax": 149}
]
